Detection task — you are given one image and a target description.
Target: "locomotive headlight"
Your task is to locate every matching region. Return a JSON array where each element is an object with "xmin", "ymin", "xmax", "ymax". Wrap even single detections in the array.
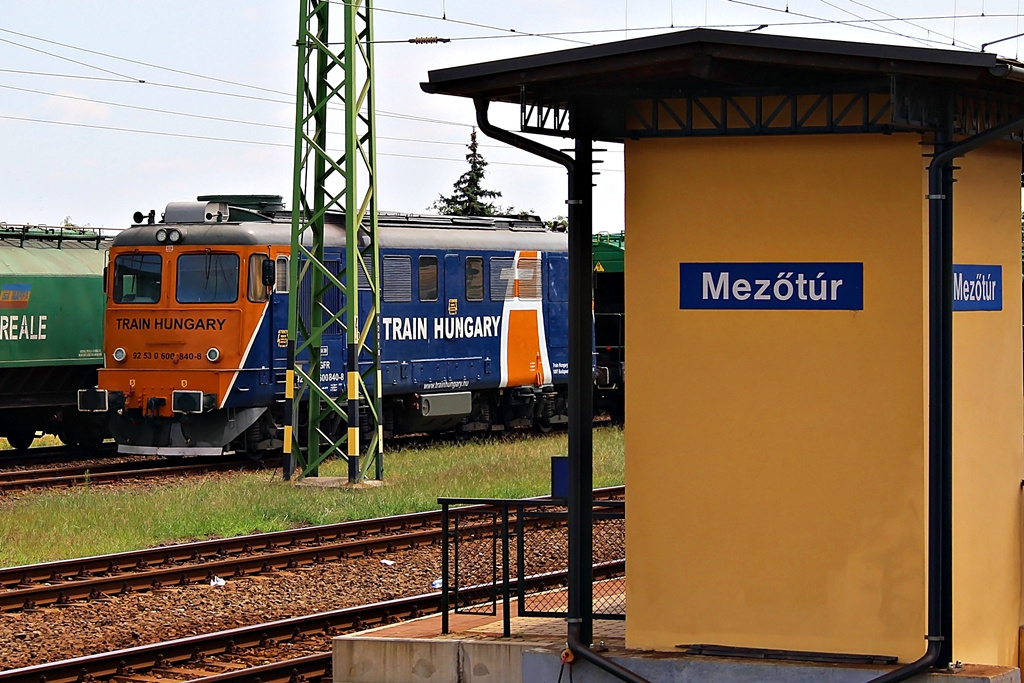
[
  {"xmin": 168, "ymin": 228, "xmax": 184, "ymax": 243},
  {"xmin": 155, "ymin": 228, "xmax": 168, "ymax": 243},
  {"xmin": 206, "ymin": 347, "xmax": 221, "ymax": 363},
  {"xmin": 112, "ymin": 347, "xmax": 127, "ymax": 362}
]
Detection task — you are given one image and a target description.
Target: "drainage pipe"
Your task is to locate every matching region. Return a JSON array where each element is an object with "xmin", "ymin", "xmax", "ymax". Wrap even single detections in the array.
[
  {"xmin": 568, "ymin": 621, "xmax": 651, "ymax": 683},
  {"xmin": 474, "ymin": 97, "xmax": 647, "ymax": 683},
  {"xmin": 868, "ymin": 114, "xmax": 1024, "ymax": 683}
]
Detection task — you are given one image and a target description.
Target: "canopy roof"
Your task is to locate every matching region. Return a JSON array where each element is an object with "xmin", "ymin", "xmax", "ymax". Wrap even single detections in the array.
[{"xmin": 422, "ymin": 28, "xmax": 1024, "ymax": 141}]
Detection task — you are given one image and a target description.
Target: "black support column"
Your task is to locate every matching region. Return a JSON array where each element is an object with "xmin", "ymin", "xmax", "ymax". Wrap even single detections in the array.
[{"xmin": 567, "ymin": 132, "xmax": 594, "ymax": 646}]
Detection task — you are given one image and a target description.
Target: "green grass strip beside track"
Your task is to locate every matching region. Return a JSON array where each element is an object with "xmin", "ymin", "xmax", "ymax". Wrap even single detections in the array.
[{"xmin": 0, "ymin": 427, "xmax": 624, "ymax": 567}]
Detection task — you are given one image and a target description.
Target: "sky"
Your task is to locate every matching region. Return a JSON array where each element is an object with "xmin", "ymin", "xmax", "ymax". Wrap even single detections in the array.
[{"xmin": 0, "ymin": 1, "xmax": 1022, "ymax": 234}]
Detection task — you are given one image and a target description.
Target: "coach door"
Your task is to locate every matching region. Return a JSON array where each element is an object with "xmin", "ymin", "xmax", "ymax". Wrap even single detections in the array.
[
  {"xmin": 444, "ymin": 255, "xmax": 461, "ymax": 314},
  {"xmin": 500, "ymin": 252, "xmax": 550, "ymax": 388}
]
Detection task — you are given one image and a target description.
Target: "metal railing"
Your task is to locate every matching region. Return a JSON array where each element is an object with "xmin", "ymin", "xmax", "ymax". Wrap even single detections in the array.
[
  {"xmin": 0, "ymin": 223, "xmax": 116, "ymax": 248},
  {"xmin": 439, "ymin": 495, "xmax": 625, "ymax": 636}
]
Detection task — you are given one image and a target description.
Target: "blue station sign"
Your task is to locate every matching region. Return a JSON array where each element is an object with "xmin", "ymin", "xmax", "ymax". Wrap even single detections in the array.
[
  {"xmin": 952, "ymin": 264, "xmax": 1001, "ymax": 311},
  {"xmin": 679, "ymin": 262, "xmax": 864, "ymax": 310}
]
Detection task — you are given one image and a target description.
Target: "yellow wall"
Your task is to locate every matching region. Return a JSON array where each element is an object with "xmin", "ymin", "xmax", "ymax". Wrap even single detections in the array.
[
  {"xmin": 623, "ymin": 133, "xmax": 1022, "ymax": 665},
  {"xmin": 950, "ymin": 142, "xmax": 1022, "ymax": 666},
  {"xmin": 625, "ymin": 134, "xmax": 930, "ymax": 660}
]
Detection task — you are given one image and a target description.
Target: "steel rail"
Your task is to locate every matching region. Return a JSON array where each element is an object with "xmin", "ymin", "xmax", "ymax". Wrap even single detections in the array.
[
  {"xmin": 187, "ymin": 652, "xmax": 332, "ymax": 683},
  {"xmin": 0, "ymin": 461, "xmax": 158, "ymax": 482},
  {"xmin": 0, "ymin": 443, "xmax": 118, "ymax": 467},
  {"xmin": 0, "ymin": 458, "xmax": 278, "ymax": 493},
  {"xmin": 1, "ymin": 528, "xmax": 443, "ymax": 611},
  {"xmin": 0, "ymin": 561, "xmax": 625, "ymax": 683}
]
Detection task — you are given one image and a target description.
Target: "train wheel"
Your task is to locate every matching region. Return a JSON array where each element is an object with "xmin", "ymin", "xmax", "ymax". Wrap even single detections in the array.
[{"xmin": 7, "ymin": 428, "xmax": 37, "ymax": 451}]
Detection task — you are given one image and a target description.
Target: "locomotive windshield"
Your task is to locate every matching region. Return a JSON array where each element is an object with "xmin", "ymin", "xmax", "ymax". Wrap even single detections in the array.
[
  {"xmin": 113, "ymin": 253, "xmax": 162, "ymax": 304},
  {"xmin": 176, "ymin": 253, "xmax": 239, "ymax": 303}
]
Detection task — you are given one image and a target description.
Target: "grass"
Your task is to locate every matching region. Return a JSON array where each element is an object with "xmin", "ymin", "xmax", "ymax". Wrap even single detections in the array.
[
  {"xmin": 0, "ymin": 427, "xmax": 624, "ymax": 567},
  {"xmin": 0, "ymin": 434, "xmax": 62, "ymax": 450}
]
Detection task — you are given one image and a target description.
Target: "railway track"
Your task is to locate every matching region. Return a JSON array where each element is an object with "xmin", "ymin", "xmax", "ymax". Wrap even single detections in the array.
[
  {"xmin": 0, "ymin": 561, "xmax": 625, "ymax": 683},
  {"xmin": 0, "ymin": 456, "xmax": 279, "ymax": 494},
  {"xmin": 0, "ymin": 486, "xmax": 624, "ymax": 611},
  {"xmin": 0, "ymin": 442, "xmax": 119, "ymax": 467}
]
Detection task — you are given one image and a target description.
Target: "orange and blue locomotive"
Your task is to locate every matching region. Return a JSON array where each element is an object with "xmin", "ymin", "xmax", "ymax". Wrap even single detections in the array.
[{"xmin": 80, "ymin": 195, "xmax": 572, "ymax": 457}]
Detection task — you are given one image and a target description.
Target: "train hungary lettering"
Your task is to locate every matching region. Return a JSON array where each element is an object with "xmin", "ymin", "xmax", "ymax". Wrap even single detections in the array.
[
  {"xmin": 382, "ymin": 316, "xmax": 502, "ymax": 341},
  {"xmin": 0, "ymin": 314, "xmax": 47, "ymax": 340},
  {"xmin": 115, "ymin": 317, "xmax": 227, "ymax": 331}
]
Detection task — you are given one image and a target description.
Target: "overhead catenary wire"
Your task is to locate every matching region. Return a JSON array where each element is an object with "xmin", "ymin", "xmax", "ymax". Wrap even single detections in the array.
[
  {"xmin": 0, "ymin": 113, "xmax": 624, "ymax": 172},
  {"xmin": 0, "ymin": 68, "xmax": 474, "ymax": 128},
  {"xmin": 812, "ymin": 0, "xmax": 933, "ymax": 47},
  {"xmin": 355, "ymin": 11, "xmax": 1024, "ymax": 49},
  {"xmin": 981, "ymin": 29, "xmax": 1024, "ymax": 51},
  {"xmin": 0, "ymin": 34, "xmax": 140, "ymax": 82},
  {"xmin": 0, "ymin": 26, "xmax": 281, "ymax": 95},
  {"xmin": 725, "ymin": 0, "xmax": 995, "ymax": 51},
  {"xmin": 0, "ymin": 25, "xmax": 474, "ymax": 128},
  {"xmin": 0, "ymin": 4, "xmax": 1015, "ymax": 232},
  {"xmin": 0, "ymin": 6, "xmax": 1015, "ymax": 181},
  {"xmin": 0, "ymin": 82, "xmax": 288, "ymax": 130},
  {"xmin": 0, "ymin": 7, "xmax": 1015, "ymax": 171},
  {"xmin": 328, "ymin": 0, "xmax": 593, "ymax": 46},
  {"xmin": 0, "ymin": 83, "xmax": 503, "ymax": 144},
  {"xmin": 2, "ymin": 6, "xmax": 1019, "ymax": 139},
  {"xmin": 828, "ymin": 0, "xmax": 960, "ymax": 47}
]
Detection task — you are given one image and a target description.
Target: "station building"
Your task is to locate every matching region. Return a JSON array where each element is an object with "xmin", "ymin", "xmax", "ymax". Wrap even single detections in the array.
[{"xmin": 345, "ymin": 28, "xmax": 1024, "ymax": 683}]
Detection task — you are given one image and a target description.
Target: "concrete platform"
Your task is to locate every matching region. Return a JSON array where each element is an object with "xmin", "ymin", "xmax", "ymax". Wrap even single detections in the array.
[{"xmin": 332, "ymin": 583, "xmax": 1019, "ymax": 683}]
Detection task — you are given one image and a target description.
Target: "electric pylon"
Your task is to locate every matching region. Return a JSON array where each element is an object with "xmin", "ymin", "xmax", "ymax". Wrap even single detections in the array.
[{"xmin": 286, "ymin": 0, "xmax": 382, "ymax": 482}]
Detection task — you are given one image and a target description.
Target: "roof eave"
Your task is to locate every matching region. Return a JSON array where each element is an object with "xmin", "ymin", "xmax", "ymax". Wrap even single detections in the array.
[{"xmin": 422, "ymin": 28, "xmax": 1007, "ymax": 103}]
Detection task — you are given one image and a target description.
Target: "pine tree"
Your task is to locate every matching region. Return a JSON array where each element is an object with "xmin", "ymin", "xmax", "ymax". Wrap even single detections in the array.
[{"xmin": 431, "ymin": 129, "xmax": 504, "ymax": 216}]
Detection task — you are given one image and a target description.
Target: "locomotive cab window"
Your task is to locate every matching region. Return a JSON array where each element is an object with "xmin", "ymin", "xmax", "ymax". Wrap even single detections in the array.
[
  {"xmin": 113, "ymin": 253, "xmax": 162, "ymax": 304},
  {"xmin": 418, "ymin": 256, "xmax": 438, "ymax": 301},
  {"xmin": 248, "ymin": 254, "xmax": 271, "ymax": 302},
  {"xmin": 176, "ymin": 253, "xmax": 239, "ymax": 303},
  {"xmin": 465, "ymin": 256, "xmax": 484, "ymax": 302}
]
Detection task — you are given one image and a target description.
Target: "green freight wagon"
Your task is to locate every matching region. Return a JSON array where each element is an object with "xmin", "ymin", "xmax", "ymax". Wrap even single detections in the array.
[
  {"xmin": 593, "ymin": 232, "xmax": 624, "ymax": 423},
  {"xmin": 0, "ymin": 225, "xmax": 110, "ymax": 449}
]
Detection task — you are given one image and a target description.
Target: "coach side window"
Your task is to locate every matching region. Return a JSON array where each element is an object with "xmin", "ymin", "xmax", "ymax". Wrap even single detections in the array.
[
  {"xmin": 383, "ymin": 256, "xmax": 412, "ymax": 303},
  {"xmin": 418, "ymin": 256, "xmax": 438, "ymax": 301},
  {"xmin": 517, "ymin": 258, "xmax": 542, "ymax": 300},
  {"xmin": 113, "ymin": 253, "xmax": 162, "ymax": 304},
  {"xmin": 176, "ymin": 253, "xmax": 239, "ymax": 304},
  {"xmin": 465, "ymin": 256, "xmax": 484, "ymax": 302},
  {"xmin": 248, "ymin": 254, "xmax": 270, "ymax": 302},
  {"xmin": 489, "ymin": 257, "xmax": 513, "ymax": 301}
]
